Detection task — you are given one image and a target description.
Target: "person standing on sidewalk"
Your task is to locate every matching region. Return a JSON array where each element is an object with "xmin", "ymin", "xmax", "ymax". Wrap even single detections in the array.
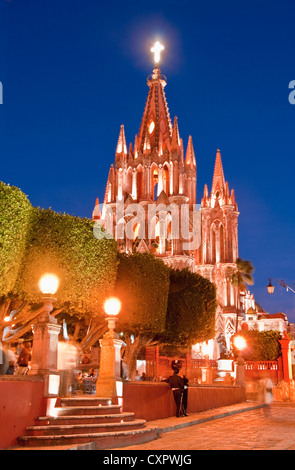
[
  {"xmin": 164, "ymin": 368, "xmax": 185, "ymax": 417},
  {"xmin": 259, "ymin": 375, "xmax": 274, "ymax": 417}
]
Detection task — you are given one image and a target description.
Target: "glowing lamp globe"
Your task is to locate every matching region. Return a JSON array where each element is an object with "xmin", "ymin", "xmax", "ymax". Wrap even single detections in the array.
[
  {"xmin": 234, "ymin": 335, "xmax": 247, "ymax": 351},
  {"xmin": 104, "ymin": 297, "xmax": 121, "ymax": 317},
  {"xmin": 39, "ymin": 273, "xmax": 59, "ymax": 295},
  {"xmin": 267, "ymin": 280, "xmax": 275, "ymax": 294}
]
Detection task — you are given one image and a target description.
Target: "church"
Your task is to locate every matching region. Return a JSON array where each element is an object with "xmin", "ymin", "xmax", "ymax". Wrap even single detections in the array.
[{"xmin": 92, "ymin": 42, "xmax": 287, "ymax": 359}]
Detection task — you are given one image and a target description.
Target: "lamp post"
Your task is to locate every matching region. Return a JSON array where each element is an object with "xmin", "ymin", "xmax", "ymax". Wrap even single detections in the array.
[
  {"xmin": 30, "ymin": 274, "xmax": 61, "ymax": 398},
  {"xmin": 233, "ymin": 335, "xmax": 247, "ymax": 388},
  {"xmin": 267, "ymin": 278, "xmax": 295, "ymax": 295},
  {"xmin": 96, "ymin": 297, "xmax": 123, "ymax": 403}
]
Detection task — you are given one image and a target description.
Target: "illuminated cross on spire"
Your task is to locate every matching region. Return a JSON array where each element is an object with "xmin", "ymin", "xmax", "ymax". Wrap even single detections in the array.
[{"xmin": 151, "ymin": 41, "xmax": 164, "ymax": 65}]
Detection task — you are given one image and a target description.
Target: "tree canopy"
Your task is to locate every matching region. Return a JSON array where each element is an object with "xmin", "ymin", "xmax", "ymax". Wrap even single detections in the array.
[
  {"xmin": 232, "ymin": 258, "xmax": 254, "ymax": 291},
  {"xmin": 15, "ymin": 208, "xmax": 118, "ymax": 317},
  {"xmin": 163, "ymin": 268, "xmax": 217, "ymax": 347},
  {"xmin": 114, "ymin": 252, "xmax": 170, "ymax": 337},
  {"xmin": 0, "ymin": 182, "xmax": 32, "ymax": 297},
  {"xmin": 0, "ymin": 182, "xmax": 118, "ymax": 343}
]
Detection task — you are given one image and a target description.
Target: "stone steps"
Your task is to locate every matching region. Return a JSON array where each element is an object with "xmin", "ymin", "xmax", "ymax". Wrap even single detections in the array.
[
  {"xmin": 25, "ymin": 418, "xmax": 147, "ymax": 436},
  {"xmin": 18, "ymin": 426, "xmax": 158, "ymax": 449},
  {"xmin": 53, "ymin": 404, "xmax": 122, "ymax": 416},
  {"xmin": 36, "ymin": 411, "xmax": 135, "ymax": 426},
  {"xmin": 17, "ymin": 396, "xmax": 158, "ymax": 449}
]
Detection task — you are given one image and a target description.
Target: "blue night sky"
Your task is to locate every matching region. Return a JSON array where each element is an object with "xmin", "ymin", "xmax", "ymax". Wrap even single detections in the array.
[{"xmin": 0, "ymin": 0, "xmax": 294, "ymax": 320}]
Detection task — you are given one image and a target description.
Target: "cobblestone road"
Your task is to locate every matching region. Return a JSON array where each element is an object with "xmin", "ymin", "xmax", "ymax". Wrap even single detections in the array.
[{"xmin": 116, "ymin": 404, "xmax": 295, "ymax": 450}]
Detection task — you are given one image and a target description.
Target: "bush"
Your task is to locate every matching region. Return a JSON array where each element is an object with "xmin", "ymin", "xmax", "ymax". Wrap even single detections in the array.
[
  {"xmin": 114, "ymin": 252, "xmax": 170, "ymax": 336},
  {"xmin": 0, "ymin": 181, "xmax": 32, "ymax": 296},
  {"xmin": 15, "ymin": 208, "xmax": 118, "ymax": 317},
  {"xmin": 164, "ymin": 268, "xmax": 217, "ymax": 347}
]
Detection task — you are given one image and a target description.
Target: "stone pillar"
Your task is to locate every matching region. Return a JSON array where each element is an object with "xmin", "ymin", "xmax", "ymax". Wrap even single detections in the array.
[
  {"xmin": 235, "ymin": 353, "xmax": 246, "ymax": 388},
  {"xmin": 30, "ymin": 298, "xmax": 61, "ymax": 396},
  {"xmin": 96, "ymin": 319, "xmax": 123, "ymax": 402},
  {"xmin": 279, "ymin": 331, "xmax": 292, "ymax": 383}
]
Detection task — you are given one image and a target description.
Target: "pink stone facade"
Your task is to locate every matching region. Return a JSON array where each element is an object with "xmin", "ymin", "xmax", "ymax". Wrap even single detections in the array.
[{"xmin": 92, "ymin": 64, "xmax": 287, "ymax": 359}]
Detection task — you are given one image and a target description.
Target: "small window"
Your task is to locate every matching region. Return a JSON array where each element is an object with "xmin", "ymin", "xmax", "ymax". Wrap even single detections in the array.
[{"xmin": 149, "ymin": 121, "xmax": 155, "ymax": 134}]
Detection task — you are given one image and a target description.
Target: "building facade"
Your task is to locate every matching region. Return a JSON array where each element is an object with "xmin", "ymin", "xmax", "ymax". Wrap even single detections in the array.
[{"xmin": 92, "ymin": 61, "xmax": 284, "ymax": 359}]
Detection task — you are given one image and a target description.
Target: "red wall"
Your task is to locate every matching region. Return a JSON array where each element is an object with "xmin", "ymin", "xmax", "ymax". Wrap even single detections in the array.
[
  {"xmin": 0, "ymin": 378, "xmax": 246, "ymax": 448},
  {"xmin": 123, "ymin": 382, "xmax": 246, "ymax": 421},
  {"xmin": 0, "ymin": 377, "xmax": 46, "ymax": 449}
]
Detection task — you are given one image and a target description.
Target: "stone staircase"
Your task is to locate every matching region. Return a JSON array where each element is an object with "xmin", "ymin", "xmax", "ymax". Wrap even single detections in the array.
[{"xmin": 17, "ymin": 396, "xmax": 158, "ymax": 449}]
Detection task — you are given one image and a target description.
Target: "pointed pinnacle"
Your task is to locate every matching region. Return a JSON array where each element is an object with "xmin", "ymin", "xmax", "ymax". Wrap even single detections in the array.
[
  {"xmin": 185, "ymin": 135, "xmax": 196, "ymax": 168},
  {"xmin": 116, "ymin": 124, "xmax": 127, "ymax": 154}
]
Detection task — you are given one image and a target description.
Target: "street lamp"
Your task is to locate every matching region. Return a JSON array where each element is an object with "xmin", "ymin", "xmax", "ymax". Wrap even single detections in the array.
[
  {"xmin": 233, "ymin": 335, "xmax": 247, "ymax": 351},
  {"xmin": 104, "ymin": 297, "xmax": 121, "ymax": 336},
  {"xmin": 39, "ymin": 273, "xmax": 59, "ymax": 296},
  {"xmin": 267, "ymin": 278, "xmax": 295, "ymax": 295},
  {"xmin": 30, "ymin": 273, "xmax": 61, "ymax": 394},
  {"xmin": 38, "ymin": 273, "xmax": 59, "ymax": 318},
  {"xmin": 96, "ymin": 296, "xmax": 123, "ymax": 401},
  {"xmin": 266, "ymin": 279, "xmax": 275, "ymax": 294}
]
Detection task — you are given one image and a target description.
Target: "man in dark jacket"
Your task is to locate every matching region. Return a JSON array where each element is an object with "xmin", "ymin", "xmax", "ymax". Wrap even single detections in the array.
[{"xmin": 164, "ymin": 369, "xmax": 185, "ymax": 417}]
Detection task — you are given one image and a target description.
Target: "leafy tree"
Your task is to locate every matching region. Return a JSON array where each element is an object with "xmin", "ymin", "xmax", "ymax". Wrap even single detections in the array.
[
  {"xmin": 163, "ymin": 268, "xmax": 217, "ymax": 348},
  {"xmin": 232, "ymin": 258, "xmax": 254, "ymax": 291},
  {"xmin": 16, "ymin": 208, "xmax": 118, "ymax": 312},
  {"xmin": 114, "ymin": 252, "xmax": 170, "ymax": 378},
  {"xmin": 0, "ymin": 182, "xmax": 32, "ymax": 297},
  {"xmin": 232, "ymin": 257, "xmax": 254, "ymax": 331},
  {"xmin": 0, "ymin": 182, "xmax": 33, "ymax": 337},
  {"xmin": 232, "ymin": 330, "xmax": 281, "ymax": 361},
  {"xmin": 2, "ymin": 207, "xmax": 118, "ymax": 344}
]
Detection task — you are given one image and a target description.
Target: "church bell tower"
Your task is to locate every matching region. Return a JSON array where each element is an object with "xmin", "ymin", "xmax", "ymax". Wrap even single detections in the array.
[
  {"xmin": 94, "ymin": 42, "xmax": 198, "ymax": 271},
  {"xmin": 93, "ymin": 42, "xmax": 243, "ymax": 358}
]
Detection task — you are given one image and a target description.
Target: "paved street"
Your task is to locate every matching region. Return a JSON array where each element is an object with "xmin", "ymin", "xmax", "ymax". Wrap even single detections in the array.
[{"xmin": 115, "ymin": 404, "xmax": 295, "ymax": 450}]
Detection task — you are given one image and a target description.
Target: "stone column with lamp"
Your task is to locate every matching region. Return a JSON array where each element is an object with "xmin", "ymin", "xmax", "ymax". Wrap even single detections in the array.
[
  {"xmin": 96, "ymin": 297, "xmax": 123, "ymax": 403},
  {"xmin": 30, "ymin": 274, "xmax": 61, "ymax": 399}
]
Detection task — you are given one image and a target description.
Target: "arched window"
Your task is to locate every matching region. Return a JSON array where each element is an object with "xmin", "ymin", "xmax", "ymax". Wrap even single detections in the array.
[
  {"xmin": 211, "ymin": 227, "xmax": 216, "ymax": 264},
  {"xmin": 220, "ymin": 224, "xmax": 224, "ymax": 262},
  {"xmin": 211, "ymin": 220, "xmax": 225, "ymax": 264},
  {"xmin": 126, "ymin": 168, "xmax": 132, "ymax": 195},
  {"xmin": 163, "ymin": 164, "xmax": 169, "ymax": 195}
]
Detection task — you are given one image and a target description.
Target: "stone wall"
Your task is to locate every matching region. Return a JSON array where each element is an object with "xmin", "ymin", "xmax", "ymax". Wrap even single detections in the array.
[{"xmin": 123, "ymin": 381, "xmax": 246, "ymax": 420}]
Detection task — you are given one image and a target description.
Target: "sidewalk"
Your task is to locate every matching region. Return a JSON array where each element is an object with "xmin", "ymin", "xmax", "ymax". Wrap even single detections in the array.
[{"xmin": 145, "ymin": 401, "xmax": 264, "ymax": 435}]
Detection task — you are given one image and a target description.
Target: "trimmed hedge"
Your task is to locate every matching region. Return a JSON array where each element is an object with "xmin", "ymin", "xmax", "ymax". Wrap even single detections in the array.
[
  {"xmin": 114, "ymin": 252, "xmax": 170, "ymax": 336},
  {"xmin": 0, "ymin": 182, "xmax": 32, "ymax": 296},
  {"xmin": 164, "ymin": 268, "xmax": 217, "ymax": 347},
  {"xmin": 15, "ymin": 208, "xmax": 118, "ymax": 316}
]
